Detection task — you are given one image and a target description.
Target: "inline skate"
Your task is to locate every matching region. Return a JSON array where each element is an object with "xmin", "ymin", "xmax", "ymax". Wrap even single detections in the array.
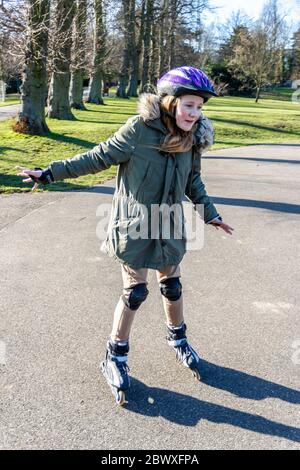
[
  {"xmin": 100, "ymin": 338, "xmax": 130, "ymax": 405},
  {"xmin": 166, "ymin": 322, "xmax": 201, "ymax": 381}
]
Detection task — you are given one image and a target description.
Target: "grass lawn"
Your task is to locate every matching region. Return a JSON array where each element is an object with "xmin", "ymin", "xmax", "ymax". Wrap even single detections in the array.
[
  {"xmin": 0, "ymin": 100, "xmax": 20, "ymax": 107},
  {"xmin": 0, "ymin": 94, "xmax": 300, "ymax": 193},
  {"xmin": 260, "ymin": 86, "xmax": 296, "ymax": 101},
  {"xmin": 0, "ymin": 94, "xmax": 21, "ymax": 107}
]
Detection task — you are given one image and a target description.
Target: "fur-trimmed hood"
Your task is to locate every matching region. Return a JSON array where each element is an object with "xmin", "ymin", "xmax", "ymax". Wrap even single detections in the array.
[
  {"xmin": 137, "ymin": 93, "xmax": 162, "ymax": 121},
  {"xmin": 137, "ymin": 93, "xmax": 214, "ymax": 151}
]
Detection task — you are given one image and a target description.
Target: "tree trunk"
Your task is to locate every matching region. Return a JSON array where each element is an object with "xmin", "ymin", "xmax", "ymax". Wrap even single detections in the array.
[
  {"xmin": 169, "ymin": 0, "xmax": 177, "ymax": 69},
  {"xmin": 0, "ymin": 34, "xmax": 5, "ymax": 101},
  {"xmin": 255, "ymin": 85, "xmax": 261, "ymax": 103},
  {"xmin": 87, "ymin": 0, "xmax": 105, "ymax": 105},
  {"xmin": 141, "ymin": 0, "xmax": 154, "ymax": 93},
  {"xmin": 0, "ymin": 34, "xmax": 4, "ymax": 83},
  {"xmin": 70, "ymin": 72, "xmax": 85, "ymax": 109},
  {"xmin": 127, "ymin": 0, "xmax": 138, "ymax": 97},
  {"xmin": 117, "ymin": 0, "xmax": 131, "ymax": 98},
  {"xmin": 149, "ymin": 15, "xmax": 160, "ymax": 86},
  {"xmin": 70, "ymin": 0, "xmax": 87, "ymax": 110},
  {"xmin": 127, "ymin": 47, "xmax": 139, "ymax": 97},
  {"xmin": 128, "ymin": 0, "xmax": 146, "ymax": 96},
  {"xmin": 48, "ymin": 0, "xmax": 75, "ymax": 120},
  {"xmin": 159, "ymin": 0, "xmax": 168, "ymax": 76},
  {"xmin": 13, "ymin": 0, "xmax": 50, "ymax": 135}
]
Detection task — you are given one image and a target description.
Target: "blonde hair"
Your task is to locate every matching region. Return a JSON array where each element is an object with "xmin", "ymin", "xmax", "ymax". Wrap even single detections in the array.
[{"xmin": 159, "ymin": 95, "xmax": 197, "ymax": 153}]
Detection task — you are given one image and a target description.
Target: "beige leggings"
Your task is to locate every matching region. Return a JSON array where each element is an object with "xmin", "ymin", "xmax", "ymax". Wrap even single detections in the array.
[{"xmin": 110, "ymin": 264, "xmax": 184, "ymax": 342}]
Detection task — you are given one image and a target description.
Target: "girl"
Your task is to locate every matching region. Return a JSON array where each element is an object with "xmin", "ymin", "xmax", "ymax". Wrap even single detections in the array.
[{"xmin": 17, "ymin": 66, "xmax": 234, "ymax": 405}]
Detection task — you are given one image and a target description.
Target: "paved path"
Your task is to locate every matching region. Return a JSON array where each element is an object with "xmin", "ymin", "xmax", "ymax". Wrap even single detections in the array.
[
  {"xmin": 0, "ymin": 104, "xmax": 21, "ymax": 121},
  {"xmin": 0, "ymin": 144, "xmax": 300, "ymax": 449}
]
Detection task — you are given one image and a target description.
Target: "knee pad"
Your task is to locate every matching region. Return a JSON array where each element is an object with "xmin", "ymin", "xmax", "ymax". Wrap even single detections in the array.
[
  {"xmin": 159, "ymin": 277, "xmax": 182, "ymax": 301},
  {"xmin": 122, "ymin": 283, "xmax": 149, "ymax": 311}
]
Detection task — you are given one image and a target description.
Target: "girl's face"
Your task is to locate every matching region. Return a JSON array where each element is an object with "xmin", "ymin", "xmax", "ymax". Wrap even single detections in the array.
[{"xmin": 175, "ymin": 94, "xmax": 204, "ymax": 131}]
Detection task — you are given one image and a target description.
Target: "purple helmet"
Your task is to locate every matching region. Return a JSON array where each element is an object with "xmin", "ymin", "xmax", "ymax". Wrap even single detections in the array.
[{"xmin": 157, "ymin": 66, "xmax": 218, "ymax": 102}]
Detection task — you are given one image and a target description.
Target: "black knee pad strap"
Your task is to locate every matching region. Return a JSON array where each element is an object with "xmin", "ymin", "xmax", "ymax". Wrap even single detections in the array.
[
  {"xmin": 123, "ymin": 283, "xmax": 149, "ymax": 311},
  {"xmin": 159, "ymin": 277, "xmax": 182, "ymax": 301}
]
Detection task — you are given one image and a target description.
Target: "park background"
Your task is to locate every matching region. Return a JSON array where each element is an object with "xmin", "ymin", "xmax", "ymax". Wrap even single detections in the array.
[{"xmin": 0, "ymin": 0, "xmax": 300, "ymax": 192}]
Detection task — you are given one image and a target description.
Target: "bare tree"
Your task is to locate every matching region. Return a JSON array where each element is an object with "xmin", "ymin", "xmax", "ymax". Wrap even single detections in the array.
[
  {"xmin": 158, "ymin": 0, "xmax": 212, "ymax": 75},
  {"xmin": 229, "ymin": 25, "xmax": 272, "ymax": 102},
  {"xmin": 141, "ymin": 0, "xmax": 154, "ymax": 92},
  {"xmin": 117, "ymin": 0, "xmax": 131, "ymax": 98},
  {"xmin": 12, "ymin": 0, "xmax": 50, "ymax": 135},
  {"xmin": 87, "ymin": 0, "xmax": 106, "ymax": 105},
  {"xmin": 228, "ymin": 0, "xmax": 289, "ymax": 102},
  {"xmin": 258, "ymin": 0, "xmax": 289, "ymax": 84},
  {"xmin": 291, "ymin": 27, "xmax": 300, "ymax": 80},
  {"xmin": 127, "ymin": 0, "xmax": 146, "ymax": 97},
  {"xmin": 70, "ymin": 0, "xmax": 87, "ymax": 109},
  {"xmin": 149, "ymin": 4, "xmax": 161, "ymax": 86},
  {"xmin": 47, "ymin": 0, "xmax": 75, "ymax": 120},
  {"xmin": 158, "ymin": 0, "xmax": 167, "ymax": 76},
  {"xmin": 0, "ymin": 0, "xmax": 27, "ymax": 92},
  {"xmin": 0, "ymin": 32, "xmax": 4, "ymax": 84},
  {"xmin": 0, "ymin": 0, "xmax": 26, "ymax": 34}
]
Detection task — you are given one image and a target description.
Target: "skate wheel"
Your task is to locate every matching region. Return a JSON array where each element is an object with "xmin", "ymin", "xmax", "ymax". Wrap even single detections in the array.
[{"xmin": 116, "ymin": 390, "xmax": 126, "ymax": 406}]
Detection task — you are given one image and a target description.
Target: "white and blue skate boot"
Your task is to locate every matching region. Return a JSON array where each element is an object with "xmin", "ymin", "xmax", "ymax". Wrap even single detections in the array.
[
  {"xmin": 166, "ymin": 323, "xmax": 201, "ymax": 381},
  {"xmin": 100, "ymin": 339, "xmax": 130, "ymax": 406}
]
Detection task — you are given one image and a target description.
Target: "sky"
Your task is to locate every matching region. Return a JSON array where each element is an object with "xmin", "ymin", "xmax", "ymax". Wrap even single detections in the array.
[{"xmin": 203, "ymin": 0, "xmax": 300, "ymax": 32}]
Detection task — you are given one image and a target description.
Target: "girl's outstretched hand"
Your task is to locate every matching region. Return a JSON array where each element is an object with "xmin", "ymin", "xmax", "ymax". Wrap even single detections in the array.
[
  {"xmin": 211, "ymin": 220, "xmax": 234, "ymax": 235},
  {"xmin": 16, "ymin": 166, "xmax": 42, "ymax": 191}
]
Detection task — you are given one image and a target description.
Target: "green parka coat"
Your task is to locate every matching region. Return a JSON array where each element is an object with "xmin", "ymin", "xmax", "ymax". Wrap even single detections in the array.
[{"xmin": 47, "ymin": 93, "xmax": 219, "ymax": 269}]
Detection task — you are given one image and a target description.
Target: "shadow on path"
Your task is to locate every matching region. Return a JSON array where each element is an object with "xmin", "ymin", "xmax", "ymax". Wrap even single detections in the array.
[
  {"xmin": 33, "ymin": 185, "xmax": 300, "ymax": 217},
  {"xmin": 199, "ymin": 360, "xmax": 300, "ymax": 404},
  {"xmin": 209, "ymin": 196, "xmax": 300, "ymax": 215},
  {"xmin": 204, "ymin": 156, "xmax": 300, "ymax": 165},
  {"xmin": 124, "ymin": 374, "xmax": 299, "ymax": 443}
]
